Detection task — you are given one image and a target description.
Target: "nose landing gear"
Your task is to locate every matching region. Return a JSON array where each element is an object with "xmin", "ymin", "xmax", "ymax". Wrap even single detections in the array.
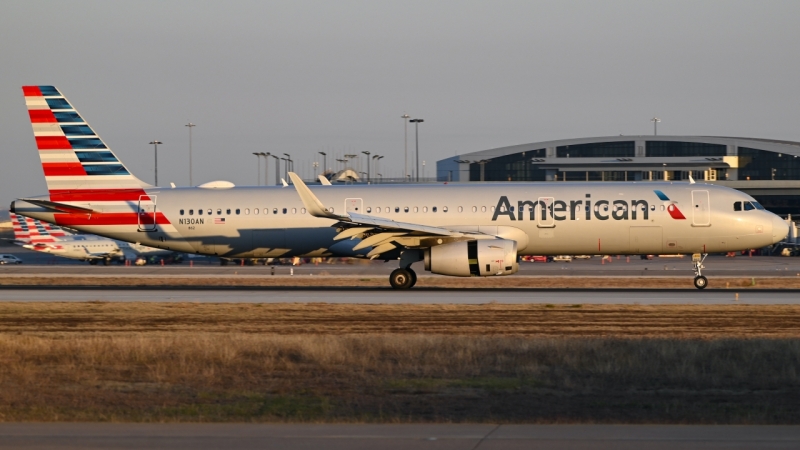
[{"xmin": 692, "ymin": 253, "xmax": 708, "ymax": 289}]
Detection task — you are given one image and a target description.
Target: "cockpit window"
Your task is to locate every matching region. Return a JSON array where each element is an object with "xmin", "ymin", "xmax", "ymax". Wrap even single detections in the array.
[
  {"xmin": 744, "ymin": 202, "xmax": 755, "ymax": 211},
  {"xmin": 734, "ymin": 202, "xmax": 742, "ymax": 211},
  {"xmin": 753, "ymin": 202, "xmax": 765, "ymax": 210}
]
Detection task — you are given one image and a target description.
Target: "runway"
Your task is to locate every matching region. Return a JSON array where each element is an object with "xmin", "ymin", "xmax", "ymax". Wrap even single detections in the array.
[
  {"xmin": 1, "ymin": 423, "xmax": 799, "ymax": 449},
  {"xmin": 1, "ymin": 286, "xmax": 798, "ymax": 304}
]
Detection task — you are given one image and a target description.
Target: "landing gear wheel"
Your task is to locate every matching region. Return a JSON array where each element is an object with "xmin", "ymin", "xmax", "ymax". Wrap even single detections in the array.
[
  {"xmin": 694, "ymin": 275, "xmax": 708, "ymax": 290},
  {"xmin": 389, "ymin": 268, "xmax": 414, "ymax": 289},
  {"xmin": 408, "ymin": 269, "xmax": 417, "ymax": 288},
  {"xmin": 103, "ymin": 258, "xmax": 111, "ymax": 266},
  {"xmin": 89, "ymin": 260, "xmax": 98, "ymax": 265}
]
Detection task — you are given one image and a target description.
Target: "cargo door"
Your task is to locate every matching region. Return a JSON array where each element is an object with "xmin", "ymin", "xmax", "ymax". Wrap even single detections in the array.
[
  {"xmin": 691, "ymin": 190, "xmax": 711, "ymax": 226},
  {"xmin": 629, "ymin": 226, "xmax": 663, "ymax": 254}
]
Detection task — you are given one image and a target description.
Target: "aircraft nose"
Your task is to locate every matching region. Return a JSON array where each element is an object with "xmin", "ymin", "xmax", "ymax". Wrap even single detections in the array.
[{"xmin": 773, "ymin": 215, "xmax": 790, "ymax": 244}]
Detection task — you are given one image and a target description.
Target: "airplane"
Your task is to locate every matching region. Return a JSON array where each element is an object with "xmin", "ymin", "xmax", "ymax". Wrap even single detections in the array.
[
  {"xmin": 10, "ymin": 85, "xmax": 790, "ymax": 288},
  {"xmin": 9, "ymin": 212, "xmax": 171, "ymax": 265}
]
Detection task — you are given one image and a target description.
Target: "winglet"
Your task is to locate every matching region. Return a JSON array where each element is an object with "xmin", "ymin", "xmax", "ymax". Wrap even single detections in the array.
[
  {"xmin": 688, "ymin": 174, "xmax": 696, "ymax": 184},
  {"xmin": 318, "ymin": 175, "xmax": 332, "ymax": 185},
  {"xmin": 288, "ymin": 172, "xmax": 344, "ymax": 220}
]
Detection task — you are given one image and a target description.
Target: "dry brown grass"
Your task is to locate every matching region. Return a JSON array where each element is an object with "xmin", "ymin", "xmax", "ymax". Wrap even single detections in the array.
[
  {"xmin": 1, "ymin": 333, "xmax": 799, "ymax": 423},
  {"xmin": 2, "ymin": 302, "xmax": 800, "ymax": 338},
  {"xmin": 2, "ymin": 275, "xmax": 800, "ymax": 288}
]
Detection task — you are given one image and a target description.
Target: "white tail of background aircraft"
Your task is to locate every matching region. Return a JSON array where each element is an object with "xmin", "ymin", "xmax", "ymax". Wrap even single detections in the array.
[{"xmin": 12, "ymin": 86, "xmax": 791, "ymax": 288}]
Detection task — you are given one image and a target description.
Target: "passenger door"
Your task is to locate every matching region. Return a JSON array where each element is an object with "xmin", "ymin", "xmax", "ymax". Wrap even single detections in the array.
[
  {"xmin": 691, "ymin": 190, "xmax": 711, "ymax": 226},
  {"xmin": 137, "ymin": 195, "xmax": 157, "ymax": 232}
]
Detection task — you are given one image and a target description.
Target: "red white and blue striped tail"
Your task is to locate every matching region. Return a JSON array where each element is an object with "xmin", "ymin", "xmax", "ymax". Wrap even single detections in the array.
[
  {"xmin": 10, "ymin": 213, "xmax": 69, "ymax": 243},
  {"xmin": 22, "ymin": 86, "xmax": 151, "ymax": 202}
]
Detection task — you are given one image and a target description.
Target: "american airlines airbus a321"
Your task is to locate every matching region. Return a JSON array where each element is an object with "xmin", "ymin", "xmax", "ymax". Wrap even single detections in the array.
[{"xmin": 10, "ymin": 86, "xmax": 790, "ymax": 289}]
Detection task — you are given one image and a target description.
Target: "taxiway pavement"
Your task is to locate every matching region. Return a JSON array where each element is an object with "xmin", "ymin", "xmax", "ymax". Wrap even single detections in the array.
[
  {"xmin": 0, "ymin": 286, "xmax": 797, "ymax": 304},
  {"xmin": 1, "ymin": 423, "xmax": 798, "ymax": 450}
]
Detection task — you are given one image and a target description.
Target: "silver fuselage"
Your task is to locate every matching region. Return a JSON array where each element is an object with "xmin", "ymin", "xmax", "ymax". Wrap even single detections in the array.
[{"xmin": 13, "ymin": 182, "xmax": 788, "ymax": 258}]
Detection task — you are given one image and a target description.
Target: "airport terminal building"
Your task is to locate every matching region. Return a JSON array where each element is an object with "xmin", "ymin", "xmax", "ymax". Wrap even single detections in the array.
[{"xmin": 437, "ymin": 136, "xmax": 800, "ymax": 216}]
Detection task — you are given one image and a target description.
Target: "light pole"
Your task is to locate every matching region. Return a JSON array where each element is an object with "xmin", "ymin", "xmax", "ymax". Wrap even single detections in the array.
[
  {"xmin": 318, "ymin": 151, "xmax": 327, "ymax": 175},
  {"xmin": 252, "ymin": 152, "xmax": 262, "ymax": 185},
  {"xmin": 336, "ymin": 158, "xmax": 347, "ymax": 172},
  {"xmin": 401, "ymin": 113, "xmax": 410, "ymax": 181},
  {"xmin": 258, "ymin": 152, "xmax": 268, "ymax": 186},
  {"xmin": 283, "ymin": 153, "xmax": 293, "ymax": 176},
  {"xmin": 268, "ymin": 153, "xmax": 279, "ymax": 185},
  {"xmin": 362, "ymin": 151, "xmax": 371, "ymax": 182},
  {"xmin": 312, "ymin": 161, "xmax": 319, "ymax": 178},
  {"xmin": 185, "ymin": 122, "xmax": 195, "ymax": 186},
  {"xmin": 149, "ymin": 140, "xmax": 162, "ymax": 186},
  {"xmin": 409, "ymin": 119, "xmax": 424, "ymax": 181},
  {"xmin": 422, "ymin": 160, "xmax": 426, "ymax": 180},
  {"xmin": 651, "ymin": 117, "xmax": 661, "ymax": 136},
  {"xmin": 184, "ymin": 122, "xmax": 197, "ymax": 186}
]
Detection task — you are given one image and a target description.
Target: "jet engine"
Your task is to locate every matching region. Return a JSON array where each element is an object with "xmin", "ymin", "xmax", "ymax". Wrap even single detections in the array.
[{"xmin": 424, "ymin": 239, "xmax": 519, "ymax": 277}]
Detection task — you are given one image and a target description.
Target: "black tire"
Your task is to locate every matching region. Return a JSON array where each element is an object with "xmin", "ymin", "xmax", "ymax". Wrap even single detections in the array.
[
  {"xmin": 408, "ymin": 269, "xmax": 417, "ymax": 287},
  {"xmin": 89, "ymin": 260, "xmax": 98, "ymax": 265},
  {"xmin": 220, "ymin": 259, "xmax": 228, "ymax": 266},
  {"xmin": 694, "ymin": 275, "xmax": 708, "ymax": 290},
  {"xmin": 389, "ymin": 268, "xmax": 414, "ymax": 289},
  {"xmin": 103, "ymin": 258, "xmax": 111, "ymax": 266}
]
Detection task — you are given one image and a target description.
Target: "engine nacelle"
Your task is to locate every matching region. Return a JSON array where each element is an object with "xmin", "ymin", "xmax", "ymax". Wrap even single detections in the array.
[{"xmin": 424, "ymin": 239, "xmax": 519, "ymax": 277}]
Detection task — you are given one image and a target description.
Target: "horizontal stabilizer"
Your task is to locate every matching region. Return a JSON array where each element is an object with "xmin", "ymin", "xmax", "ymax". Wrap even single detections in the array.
[{"xmin": 20, "ymin": 199, "xmax": 98, "ymax": 214}]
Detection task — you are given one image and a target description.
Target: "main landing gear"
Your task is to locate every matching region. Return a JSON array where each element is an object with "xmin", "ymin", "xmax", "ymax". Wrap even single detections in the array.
[
  {"xmin": 692, "ymin": 253, "xmax": 708, "ymax": 289},
  {"xmin": 389, "ymin": 268, "xmax": 417, "ymax": 290}
]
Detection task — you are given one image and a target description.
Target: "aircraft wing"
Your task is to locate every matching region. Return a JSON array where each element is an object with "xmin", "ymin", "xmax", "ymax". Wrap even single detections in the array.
[{"xmin": 288, "ymin": 172, "xmax": 491, "ymax": 258}]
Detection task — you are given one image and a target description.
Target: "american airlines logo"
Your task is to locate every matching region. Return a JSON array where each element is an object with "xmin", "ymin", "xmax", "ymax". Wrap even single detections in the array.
[
  {"xmin": 653, "ymin": 190, "xmax": 686, "ymax": 220},
  {"xmin": 492, "ymin": 195, "xmax": 651, "ymax": 222}
]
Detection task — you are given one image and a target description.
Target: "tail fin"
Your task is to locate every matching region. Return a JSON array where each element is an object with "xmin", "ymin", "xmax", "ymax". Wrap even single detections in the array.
[
  {"xmin": 10, "ymin": 213, "xmax": 68, "ymax": 243},
  {"xmin": 22, "ymin": 86, "xmax": 151, "ymax": 200}
]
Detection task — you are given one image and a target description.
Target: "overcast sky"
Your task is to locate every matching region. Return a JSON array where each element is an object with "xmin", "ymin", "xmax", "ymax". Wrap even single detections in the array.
[{"xmin": 2, "ymin": 0, "xmax": 799, "ymax": 200}]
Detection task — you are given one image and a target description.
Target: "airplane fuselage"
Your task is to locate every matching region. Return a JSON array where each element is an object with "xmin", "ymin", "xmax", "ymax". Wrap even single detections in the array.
[{"xmin": 13, "ymin": 182, "xmax": 785, "ymax": 259}]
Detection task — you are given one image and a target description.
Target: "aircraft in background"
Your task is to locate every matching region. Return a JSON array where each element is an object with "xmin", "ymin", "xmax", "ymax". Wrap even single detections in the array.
[
  {"xmin": 9, "ymin": 213, "xmax": 170, "ymax": 265},
  {"xmin": 11, "ymin": 86, "xmax": 790, "ymax": 288}
]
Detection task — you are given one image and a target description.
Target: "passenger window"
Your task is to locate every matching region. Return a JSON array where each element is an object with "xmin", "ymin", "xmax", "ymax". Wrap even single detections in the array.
[
  {"xmin": 376, "ymin": 207, "xmax": 381, "ymax": 213},
  {"xmin": 301, "ymin": 208, "xmax": 306, "ymax": 214},
  {"xmin": 481, "ymin": 206, "xmax": 486, "ymax": 213},
  {"xmin": 292, "ymin": 208, "xmax": 296, "ymax": 214},
  {"xmin": 414, "ymin": 206, "xmax": 419, "ymax": 213},
  {"xmin": 217, "ymin": 209, "xmax": 221, "ymax": 215},
  {"xmin": 264, "ymin": 208, "xmax": 268, "ymax": 215},
  {"xmin": 236, "ymin": 209, "xmax": 240, "ymax": 215},
  {"xmin": 404, "ymin": 207, "xmax": 409, "ymax": 213},
  {"xmin": 273, "ymin": 208, "xmax": 278, "ymax": 214},
  {"xmin": 189, "ymin": 209, "xmax": 194, "ymax": 215},
  {"xmin": 650, "ymin": 205, "xmax": 655, "ymax": 211},
  {"xmin": 245, "ymin": 208, "xmax": 250, "ymax": 215},
  {"xmin": 472, "ymin": 206, "xmax": 478, "ymax": 213},
  {"xmin": 207, "ymin": 209, "xmax": 212, "ymax": 215},
  {"xmin": 660, "ymin": 205, "xmax": 665, "ymax": 211},
  {"xmin": 226, "ymin": 209, "xmax": 231, "ymax": 215},
  {"xmin": 198, "ymin": 209, "xmax": 203, "ymax": 215},
  {"xmin": 283, "ymin": 208, "xmax": 287, "ymax": 214},
  {"xmin": 180, "ymin": 209, "xmax": 184, "ymax": 215},
  {"xmin": 491, "ymin": 206, "xmax": 495, "ymax": 212},
  {"xmin": 254, "ymin": 208, "xmax": 259, "ymax": 215},
  {"xmin": 458, "ymin": 206, "xmax": 462, "ymax": 213},
  {"xmin": 395, "ymin": 207, "xmax": 400, "ymax": 213},
  {"xmin": 366, "ymin": 207, "xmax": 372, "ymax": 213},
  {"xmin": 734, "ymin": 202, "xmax": 742, "ymax": 211},
  {"xmin": 434, "ymin": 206, "xmax": 439, "ymax": 213}
]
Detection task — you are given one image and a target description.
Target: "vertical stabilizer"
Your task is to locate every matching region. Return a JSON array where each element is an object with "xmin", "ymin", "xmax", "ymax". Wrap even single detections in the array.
[{"xmin": 22, "ymin": 86, "xmax": 151, "ymax": 201}]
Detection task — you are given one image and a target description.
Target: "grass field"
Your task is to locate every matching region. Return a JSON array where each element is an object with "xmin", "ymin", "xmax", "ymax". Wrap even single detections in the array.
[{"xmin": 1, "ymin": 302, "xmax": 800, "ymax": 423}]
